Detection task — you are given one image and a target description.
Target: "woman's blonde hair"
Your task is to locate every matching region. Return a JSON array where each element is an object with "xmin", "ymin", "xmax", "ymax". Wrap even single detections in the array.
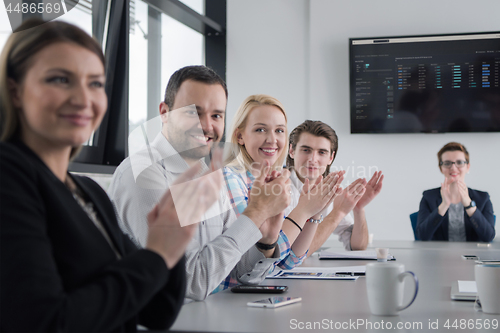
[
  {"xmin": 0, "ymin": 19, "xmax": 105, "ymax": 158},
  {"xmin": 225, "ymin": 94, "xmax": 288, "ymax": 172}
]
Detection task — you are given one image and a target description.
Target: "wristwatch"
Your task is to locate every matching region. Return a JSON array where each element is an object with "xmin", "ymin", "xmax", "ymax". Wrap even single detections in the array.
[
  {"xmin": 308, "ymin": 214, "xmax": 323, "ymax": 224},
  {"xmin": 465, "ymin": 200, "xmax": 476, "ymax": 210}
]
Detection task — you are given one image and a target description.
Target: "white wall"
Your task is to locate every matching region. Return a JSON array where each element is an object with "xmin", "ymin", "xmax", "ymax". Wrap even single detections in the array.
[
  {"xmin": 227, "ymin": 0, "xmax": 310, "ymax": 130},
  {"xmin": 227, "ymin": 0, "xmax": 500, "ymax": 241}
]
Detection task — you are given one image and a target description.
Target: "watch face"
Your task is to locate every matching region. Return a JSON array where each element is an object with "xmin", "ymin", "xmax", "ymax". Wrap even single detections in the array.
[{"xmin": 466, "ymin": 200, "xmax": 476, "ymax": 209}]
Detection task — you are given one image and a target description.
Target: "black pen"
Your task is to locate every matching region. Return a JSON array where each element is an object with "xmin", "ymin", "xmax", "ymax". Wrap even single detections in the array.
[{"xmin": 335, "ymin": 272, "xmax": 365, "ymax": 276}]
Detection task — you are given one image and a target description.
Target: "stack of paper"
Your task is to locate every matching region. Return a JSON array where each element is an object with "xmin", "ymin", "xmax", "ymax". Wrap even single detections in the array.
[
  {"xmin": 450, "ymin": 280, "xmax": 477, "ymax": 301},
  {"xmin": 458, "ymin": 280, "xmax": 477, "ymax": 293},
  {"xmin": 266, "ymin": 265, "xmax": 366, "ymax": 280},
  {"xmin": 319, "ymin": 249, "xmax": 395, "ymax": 260}
]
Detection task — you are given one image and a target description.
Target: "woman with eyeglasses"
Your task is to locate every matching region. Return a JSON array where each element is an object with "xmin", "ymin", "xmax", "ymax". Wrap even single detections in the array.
[{"xmin": 416, "ymin": 142, "xmax": 495, "ymax": 242}]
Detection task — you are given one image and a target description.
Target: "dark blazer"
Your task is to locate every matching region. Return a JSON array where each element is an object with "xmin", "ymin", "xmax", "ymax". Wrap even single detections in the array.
[
  {"xmin": 0, "ymin": 141, "xmax": 186, "ymax": 332},
  {"xmin": 416, "ymin": 187, "xmax": 495, "ymax": 242}
]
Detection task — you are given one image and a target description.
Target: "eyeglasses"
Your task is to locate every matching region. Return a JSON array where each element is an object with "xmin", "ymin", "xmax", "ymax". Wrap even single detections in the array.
[{"xmin": 440, "ymin": 160, "xmax": 468, "ymax": 169}]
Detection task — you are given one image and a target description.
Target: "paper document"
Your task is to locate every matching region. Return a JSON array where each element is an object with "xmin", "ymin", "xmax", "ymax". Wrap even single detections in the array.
[
  {"xmin": 266, "ymin": 265, "xmax": 366, "ymax": 280},
  {"xmin": 458, "ymin": 280, "xmax": 477, "ymax": 293},
  {"xmin": 451, "ymin": 281, "xmax": 477, "ymax": 301},
  {"xmin": 319, "ymin": 249, "xmax": 395, "ymax": 260}
]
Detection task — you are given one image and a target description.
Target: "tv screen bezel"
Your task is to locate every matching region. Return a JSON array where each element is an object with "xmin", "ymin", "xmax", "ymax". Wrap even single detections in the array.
[{"xmin": 349, "ymin": 31, "xmax": 500, "ymax": 134}]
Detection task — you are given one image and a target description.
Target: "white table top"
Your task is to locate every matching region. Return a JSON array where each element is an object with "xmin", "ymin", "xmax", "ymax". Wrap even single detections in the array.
[{"xmin": 170, "ymin": 240, "xmax": 500, "ymax": 332}]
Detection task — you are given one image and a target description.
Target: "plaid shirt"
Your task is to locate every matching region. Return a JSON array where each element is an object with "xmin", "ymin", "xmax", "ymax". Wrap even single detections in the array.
[{"xmin": 222, "ymin": 166, "xmax": 306, "ymax": 272}]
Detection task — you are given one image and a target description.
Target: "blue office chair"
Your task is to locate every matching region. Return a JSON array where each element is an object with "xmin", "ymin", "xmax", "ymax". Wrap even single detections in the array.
[{"xmin": 410, "ymin": 212, "xmax": 419, "ymax": 240}]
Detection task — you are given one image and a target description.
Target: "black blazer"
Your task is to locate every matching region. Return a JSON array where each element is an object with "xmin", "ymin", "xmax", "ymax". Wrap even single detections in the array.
[
  {"xmin": 0, "ymin": 141, "xmax": 186, "ymax": 332},
  {"xmin": 416, "ymin": 187, "xmax": 495, "ymax": 242}
]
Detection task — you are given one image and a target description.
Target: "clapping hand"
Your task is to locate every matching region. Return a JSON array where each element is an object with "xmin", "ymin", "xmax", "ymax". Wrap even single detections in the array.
[
  {"xmin": 354, "ymin": 171, "xmax": 384, "ymax": 210},
  {"xmin": 332, "ymin": 178, "xmax": 367, "ymax": 218},
  {"xmin": 146, "ymin": 148, "xmax": 223, "ymax": 269},
  {"xmin": 456, "ymin": 180, "xmax": 471, "ymax": 207},
  {"xmin": 246, "ymin": 161, "xmax": 291, "ymax": 242},
  {"xmin": 264, "ymin": 169, "xmax": 281, "ymax": 183},
  {"xmin": 440, "ymin": 176, "xmax": 455, "ymax": 206},
  {"xmin": 259, "ymin": 169, "xmax": 289, "ymax": 244}
]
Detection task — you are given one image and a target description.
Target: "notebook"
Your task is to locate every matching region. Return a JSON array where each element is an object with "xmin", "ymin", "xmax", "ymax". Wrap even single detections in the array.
[
  {"xmin": 318, "ymin": 249, "xmax": 395, "ymax": 261},
  {"xmin": 266, "ymin": 265, "xmax": 366, "ymax": 280},
  {"xmin": 450, "ymin": 280, "xmax": 477, "ymax": 301}
]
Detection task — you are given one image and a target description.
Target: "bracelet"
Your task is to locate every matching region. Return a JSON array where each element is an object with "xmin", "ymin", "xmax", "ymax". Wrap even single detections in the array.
[
  {"xmin": 256, "ymin": 240, "xmax": 278, "ymax": 251},
  {"xmin": 307, "ymin": 214, "xmax": 323, "ymax": 224},
  {"xmin": 285, "ymin": 216, "xmax": 302, "ymax": 232}
]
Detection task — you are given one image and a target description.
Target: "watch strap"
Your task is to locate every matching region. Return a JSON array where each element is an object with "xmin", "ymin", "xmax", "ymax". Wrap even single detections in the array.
[
  {"xmin": 465, "ymin": 200, "xmax": 476, "ymax": 210},
  {"xmin": 255, "ymin": 240, "xmax": 278, "ymax": 251}
]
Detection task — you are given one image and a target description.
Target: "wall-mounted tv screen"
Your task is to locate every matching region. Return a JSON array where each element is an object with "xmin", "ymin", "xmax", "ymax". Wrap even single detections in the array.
[{"xmin": 349, "ymin": 32, "xmax": 500, "ymax": 133}]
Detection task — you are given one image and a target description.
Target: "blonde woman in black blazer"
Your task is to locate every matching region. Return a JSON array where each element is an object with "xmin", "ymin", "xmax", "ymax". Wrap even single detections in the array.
[{"xmin": 0, "ymin": 19, "xmax": 221, "ymax": 332}]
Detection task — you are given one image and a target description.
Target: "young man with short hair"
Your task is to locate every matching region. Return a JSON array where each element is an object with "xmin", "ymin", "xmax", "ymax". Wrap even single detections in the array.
[{"xmin": 286, "ymin": 120, "xmax": 384, "ymax": 253}]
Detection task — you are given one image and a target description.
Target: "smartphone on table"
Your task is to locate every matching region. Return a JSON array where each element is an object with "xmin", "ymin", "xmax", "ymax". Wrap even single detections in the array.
[
  {"xmin": 461, "ymin": 255, "xmax": 479, "ymax": 260},
  {"xmin": 231, "ymin": 285, "xmax": 288, "ymax": 293},
  {"xmin": 247, "ymin": 296, "xmax": 302, "ymax": 308}
]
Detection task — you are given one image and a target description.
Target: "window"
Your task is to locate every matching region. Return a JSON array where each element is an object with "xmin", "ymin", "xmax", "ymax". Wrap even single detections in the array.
[
  {"xmin": 178, "ymin": 0, "xmax": 204, "ymax": 15},
  {"xmin": 54, "ymin": 0, "xmax": 92, "ymax": 36},
  {"xmin": 127, "ymin": 1, "xmax": 206, "ymax": 177},
  {"xmin": 160, "ymin": 12, "xmax": 205, "ymax": 104},
  {"xmin": 0, "ymin": 0, "xmax": 226, "ymax": 174},
  {"xmin": 0, "ymin": 6, "xmax": 11, "ymax": 52},
  {"xmin": 0, "ymin": 1, "xmax": 93, "ymax": 51},
  {"xmin": 129, "ymin": 0, "xmax": 149, "ymax": 133},
  {"xmin": 129, "ymin": 0, "xmax": 205, "ymax": 135}
]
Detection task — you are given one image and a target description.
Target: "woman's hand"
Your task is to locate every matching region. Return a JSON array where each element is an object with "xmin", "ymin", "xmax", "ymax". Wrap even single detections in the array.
[
  {"xmin": 146, "ymin": 151, "xmax": 223, "ymax": 269},
  {"xmin": 457, "ymin": 180, "xmax": 472, "ymax": 207},
  {"xmin": 438, "ymin": 177, "xmax": 454, "ymax": 216},
  {"xmin": 440, "ymin": 177, "xmax": 454, "ymax": 206},
  {"xmin": 245, "ymin": 162, "xmax": 292, "ymax": 227},
  {"xmin": 457, "ymin": 180, "xmax": 477, "ymax": 216},
  {"xmin": 258, "ymin": 169, "xmax": 288, "ymax": 244}
]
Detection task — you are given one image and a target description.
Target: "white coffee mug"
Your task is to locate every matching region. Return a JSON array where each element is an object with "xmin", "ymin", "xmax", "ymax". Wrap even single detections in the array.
[
  {"xmin": 475, "ymin": 264, "xmax": 500, "ymax": 314},
  {"xmin": 366, "ymin": 262, "xmax": 419, "ymax": 316}
]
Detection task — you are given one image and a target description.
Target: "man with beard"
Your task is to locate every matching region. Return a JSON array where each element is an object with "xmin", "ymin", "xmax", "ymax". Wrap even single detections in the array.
[{"xmin": 108, "ymin": 66, "xmax": 291, "ymax": 301}]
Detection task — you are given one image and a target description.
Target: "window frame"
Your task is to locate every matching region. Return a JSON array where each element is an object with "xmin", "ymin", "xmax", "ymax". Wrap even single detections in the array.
[{"xmin": 69, "ymin": 0, "xmax": 226, "ymax": 174}]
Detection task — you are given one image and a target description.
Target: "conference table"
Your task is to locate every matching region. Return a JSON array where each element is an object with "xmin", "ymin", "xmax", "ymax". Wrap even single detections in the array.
[{"xmin": 170, "ymin": 240, "xmax": 500, "ymax": 332}]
